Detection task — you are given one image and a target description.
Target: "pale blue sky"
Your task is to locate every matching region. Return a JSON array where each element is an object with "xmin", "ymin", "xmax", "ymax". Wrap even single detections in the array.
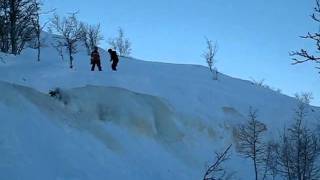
[{"xmin": 42, "ymin": 0, "xmax": 320, "ymax": 106}]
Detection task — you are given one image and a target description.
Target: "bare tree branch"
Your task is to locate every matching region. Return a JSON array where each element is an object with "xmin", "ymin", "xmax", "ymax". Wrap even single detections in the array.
[
  {"xmin": 291, "ymin": 0, "xmax": 320, "ymax": 73},
  {"xmin": 203, "ymin": 144, "xmax": 233, "ymax": 180}
]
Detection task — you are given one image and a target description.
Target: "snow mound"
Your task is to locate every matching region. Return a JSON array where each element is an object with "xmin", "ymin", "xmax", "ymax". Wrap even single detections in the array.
[
  {"xmin": 55, "ymin": 85, "xmax": 184, "ymax": 143},
  {"xmin": 0, "ymin": 81, "xmax": 220, "ymax": 180}
]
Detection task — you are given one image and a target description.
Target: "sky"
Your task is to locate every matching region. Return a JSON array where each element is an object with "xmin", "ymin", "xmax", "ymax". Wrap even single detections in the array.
[{"xmin": 42, "ymin": 0, "xmax": 320, "ymax": 106}]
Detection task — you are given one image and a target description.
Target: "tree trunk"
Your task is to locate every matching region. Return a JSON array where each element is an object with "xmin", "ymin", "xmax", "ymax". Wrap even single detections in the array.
[
  {"xmin": 37, "ymin": 44, "xmax": 40, "ymax": 62},
  {"xmin": 9, "ymin": 0, "xmax": 17, "ymax": 55},
  {"xmin": 254, "ymin": 154, "xmax": 258, "ymax": 180},
  {"xmin": 37, "ymin": 33, "xmax": 40, "ymax": 61},
  {"xmin": 68, "ymin": 46, "xmax": 73, "ymax": 68}
]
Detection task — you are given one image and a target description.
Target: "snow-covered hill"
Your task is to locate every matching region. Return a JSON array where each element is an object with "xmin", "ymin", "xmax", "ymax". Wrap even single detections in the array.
[{"xmin": 0, "ymin": 35, "xmax": 319, "ymax": 179}]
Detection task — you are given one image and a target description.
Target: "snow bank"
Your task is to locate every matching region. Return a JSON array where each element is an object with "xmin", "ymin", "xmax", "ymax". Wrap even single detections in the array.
[
  {"xmin": 0, "ymin": 32, "xmax": 319, "ymax": 179},
  {"xmin": 0, "ymin": 81, "xmax": 220, "ymax": 180}
]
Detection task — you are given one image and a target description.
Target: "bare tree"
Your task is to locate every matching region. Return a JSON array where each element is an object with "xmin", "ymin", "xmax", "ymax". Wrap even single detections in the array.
[
  {"xmin": 276, "ymin": 93, "xmax": 320, "ymax": 180},
  {"xmin": 290, "ymin": 0, "xmax": 320, "ymax": 73},
  {"xmin": 203, "ymin": 37, "xmax": 218, "ymax": 80},
  {"xmin": 30, "ymin": 0, "xmax": 54, "ymax": 62},
  {"xmin": 202, "ymin": 38, "xmax": 218, "ymax": 72},
  {"xmin": 0, "ymin": 0, "xmax": 10, "ymax": 53},
  {"xmin": 108, "ymin": 27, "xmax": 132, "ymax": 56},
  {"xmin": 203, "ymin": 144, "xmax": 233, "ymax": 180},
  {"xmin": 49, "ymin": 13, "xmax": 83, "ymax": 68},
  {"xmin": 80, "ymin": 23, "xmax": 104, "ymax": 55},
  {"xmin": 0, "ymin": 0, "xmax": 39, "ymax": 55},
  {"xmin": 236, "ymin": 107, "xmax": 267, "ymax": 180},
  {"xmin": 30, "ymin": 0, "xmax": 41, "ymax": 62}
]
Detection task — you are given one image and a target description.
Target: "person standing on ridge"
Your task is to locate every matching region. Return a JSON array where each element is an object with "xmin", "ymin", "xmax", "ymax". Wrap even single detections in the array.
[
  {"xmin": 108, "ymin": 49, "xmax": 119, "ymax": 71},
  {"xmin": 91, "ymin": 46, "xmax": 102, "ymax": 71}
]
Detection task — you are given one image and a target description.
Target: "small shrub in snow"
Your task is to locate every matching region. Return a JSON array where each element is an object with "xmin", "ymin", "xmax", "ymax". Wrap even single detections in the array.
[
  {"xmin": 250, "ymin": 78, "xmax": 282, "ymax": 94},
  {"xmin": 49, "ymin": 88, "xmax": 62, "ymax": 100},
  {"xmin": 250, "ymin": 78, "xmax": 266, "ymax": 87},
  {"xmin": 49, "ymin": 88, "xmax": 69, "ymax": 105}
]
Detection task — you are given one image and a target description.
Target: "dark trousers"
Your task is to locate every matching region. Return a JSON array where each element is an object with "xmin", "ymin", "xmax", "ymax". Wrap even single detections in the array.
[
  {"xmin": 91, "ymin": 61, "xmax": 102, "ymax": 71},
  {"xmin": 111, "ymin": 60, "xmax": 118, "ymax": 71}
]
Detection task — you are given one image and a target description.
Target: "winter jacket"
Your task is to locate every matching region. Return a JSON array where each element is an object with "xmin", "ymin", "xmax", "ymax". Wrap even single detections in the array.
[
  {"xmin": 109, "ymin": 50, "xmax": 119, "ymax": 62},
  {"xmin": 91, "ymin": 50, "xmax": 100, "ymax": 64}
]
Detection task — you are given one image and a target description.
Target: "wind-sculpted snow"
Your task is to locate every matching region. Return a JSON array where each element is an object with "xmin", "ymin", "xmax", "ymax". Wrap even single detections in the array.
[
  {"xmin": 0, "ymin": 81, "xmax": 216, "ymax": 180},
  {"xmin": 57, "ymin": 86, "xmax": 185, "ymax": 144}
]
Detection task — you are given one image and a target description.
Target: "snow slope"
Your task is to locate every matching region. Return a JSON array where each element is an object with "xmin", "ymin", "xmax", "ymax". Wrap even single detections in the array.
[
  {"xmin": 0, "ymin": 82, "xmax": 196, "ymax": 179},
  {"xmin": 0, "ymin": 34, "xmax": 319, "ymax": 179}
]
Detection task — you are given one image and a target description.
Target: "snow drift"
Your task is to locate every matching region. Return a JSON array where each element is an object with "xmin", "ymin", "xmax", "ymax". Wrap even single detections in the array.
[{"xmin": 0, "ymin": 82, "xmax": 200, "ymax": 179}]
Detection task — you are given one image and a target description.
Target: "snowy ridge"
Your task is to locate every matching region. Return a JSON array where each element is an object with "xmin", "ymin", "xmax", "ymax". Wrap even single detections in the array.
[{"xmin": 0, "ymin": 33, "xmax": 319, "ymax": 179}]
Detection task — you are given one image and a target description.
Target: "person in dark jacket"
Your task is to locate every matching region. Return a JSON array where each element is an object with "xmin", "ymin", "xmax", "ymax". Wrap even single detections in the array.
[
  {"xmin": 91, "ymin": 46, "xmax": 102, "ymax": 71},
  {"xmin": 108, "ymin": 49, "xmax": 119, "ymax": 71}
]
